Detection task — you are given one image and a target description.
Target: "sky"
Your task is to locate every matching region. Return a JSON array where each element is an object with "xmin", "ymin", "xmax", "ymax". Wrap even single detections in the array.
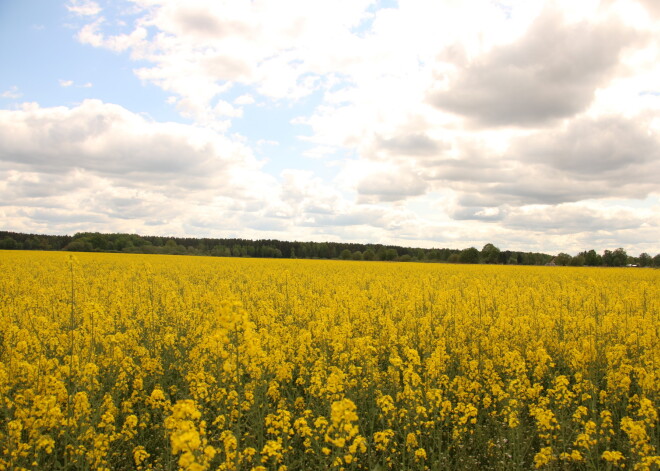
[{"xmin": 1, "ymin": 0, "xmax": 659, "ymax": 255}]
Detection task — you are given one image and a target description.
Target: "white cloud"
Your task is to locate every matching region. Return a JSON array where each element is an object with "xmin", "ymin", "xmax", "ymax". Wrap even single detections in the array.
[
  {"xmin": 234, "ymin": 94, "xmax": 255, "ymax": 105},
  {"xmin": 59, "ymin": 79, "xmax": 74, "ymax": 87},
  {"xmin": 66, "ymin": 0, "xmax": 102, "ymax": 17},
  {"xmin": 429, "ymin": 8, "xmax": 643, "ymax": 126},
  {"xmin": 0, "ymin": 100, "xmax": 281, "ymax": 235},
  {"xmin": 1, "ymin": 86, "xmax": 22, "ymax": 99}
]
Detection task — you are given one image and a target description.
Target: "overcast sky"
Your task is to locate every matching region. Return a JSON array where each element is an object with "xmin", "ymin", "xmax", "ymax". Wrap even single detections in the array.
[{"xmin": 1, "ymin": 0, "xmax": 659, "ymax": 254}]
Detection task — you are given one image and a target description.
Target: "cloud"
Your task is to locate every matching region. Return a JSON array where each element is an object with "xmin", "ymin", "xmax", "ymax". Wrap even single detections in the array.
[
  {"xmin": 1, "ymin": 86, "xmax": 22, "ymax": 99},
  {"xmin": 307, "ymin": 208, "xmax": 388, "ymax": 228},
  {"xmin": 58, "ymin": 79, "xmax": 93, "ymax": 88},
  {"xmin": 502, "ymin": 204, "xmax": 654, "ymax": 236},
  {"xmin": 638, "ymin": 0, "xmax": 660, "ymax": 17},
  {"xmin": 66, "ymin": 0, "xmax": 101, "ymax": 17},
  {"xmin": 71, "ymin": 0, "xmax": 376, "ymax": 122},
  {"xmin": 452, "ymin": 206, "xmax": 507, "ymax": 222},
  {"xmin": 429, "ymin": 9, "xmax": 642, "ymax": 127},
  {"xmin": 0, "ymin": 100, "xmax": 283, "ymax": 236},
  {"xmin": 0, "ymin": 100, "xmax": 257, "ymax": 186},
  {"xmin": 376, "ymin": 133, "xmax": 446, "ymax": 158},
  {"xmin": 357, "ymin": 169, "xmax": 428, "ymax": 202},
  {"xmin": 513, "ymin": 114, "xmax": 660, "ymax": 178},
  {"xmin": 234, "ymin": 94, "xmax": 255, "ymax": 105}
]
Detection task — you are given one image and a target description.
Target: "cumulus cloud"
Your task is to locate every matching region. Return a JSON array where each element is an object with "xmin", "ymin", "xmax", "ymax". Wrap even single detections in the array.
[
  {"xmin": 0, "ymin": 100, "xmax": 285, "ymax": 236},
  {"xmin": 357, "ymin": 169, "xmax": 428, "ymax": 202},
  {"xmin": 502, "ymin": 204, "xmax": 650, "ymax": 235},
  {"xmin": 513, "ymin": 115, "xmax": 660, "ymax": 177},
  {"xmin": 66, "ymin": 0, "xmax": 101, "ymax": 17},
  {"xmin": 376, "ymin": 133, "xmax": 447, "ymax": 158},
  {"xmin": 430, "ymin": 9, "xmax": 642, "ymax": 126},
  {"xmin": 0, "ymin": 100, "xmax": 257, "ymax": 187},
  {"xmin": 452, "ymin": 206, "xmax": 507, "ymax": 222},
  {"xmin": 638, "ymin": 0, "xmax": 660, "ymax": 17},
  {"xmin": 1, "ymin": 86, "xmax": 22, "ymax": 99}
]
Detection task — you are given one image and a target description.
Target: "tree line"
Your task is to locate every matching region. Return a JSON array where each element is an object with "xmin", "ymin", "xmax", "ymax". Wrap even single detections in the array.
[{"xmin": 0, "ymin": 231, "xmax": 658, "ymax": 267}]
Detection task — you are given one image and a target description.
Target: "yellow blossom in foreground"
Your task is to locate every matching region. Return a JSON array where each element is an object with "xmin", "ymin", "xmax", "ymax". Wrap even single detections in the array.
[{"xmin": 0, "ymin": 251, "xmax": 658, "ymax": 470}]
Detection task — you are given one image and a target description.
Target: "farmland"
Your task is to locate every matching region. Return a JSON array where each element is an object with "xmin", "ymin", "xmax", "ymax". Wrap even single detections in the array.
[{"xmin": 0, "ymin": 251, "xmax": 658, "ymax": 470}]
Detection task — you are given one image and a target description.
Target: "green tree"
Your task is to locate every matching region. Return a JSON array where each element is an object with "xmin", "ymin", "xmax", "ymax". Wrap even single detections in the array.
[
  {"xmin": 363, "ymin": 249, "xmax": 376, "ymax": 261},
  {"xmin": 459, "ymin": 247, "xmax": 479, "ymax": 264},
  {"xmin": 570, "ymin": 255, "xmax": 585, "ymax": 266},
  {"xmin": 340, "ymin": 249, "xmax": 352, "ymax": 260},
  {"xmin": 613, "ymin": 248, "xmax": 628, "ymax": 266},
  {"xmin": 0, "ymin": 236, "xmax": 17, "ymax": 250},
  {"xmin": 638, "ymin": 253, "xmax": 651, "ymax": 267},
  {"xmin": 382, "ymin": 248, "xmax": 398, "ymax": 261},
  {"xmin": 580, "ymin": 249, "xmax": 602, "ymax": 266},
  {"xmin": 65, "ymin": 239, "xmax": 93, "ymax": 252},
  {"xmin": 480, "ymin": 243, "xmax": 501, "ymax": 264},
  {"xmin": 555, "ymin": 253, "xmax": 572, "ymax": 266},
  {"xmin": 653, "ymin": 254, "xmax": 660, "ymax": 267}
]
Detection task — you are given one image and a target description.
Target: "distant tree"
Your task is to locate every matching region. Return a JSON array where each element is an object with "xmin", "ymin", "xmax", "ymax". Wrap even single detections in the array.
[
  {"xmin": 480, "ymin": 243, "xmax": 501, "ymax": 264},
  {"xmin": 211, "ymin": 245, "xmax": 230, "ymax": 257},
  {"xmin": 570, "ymin": 255, "xmax": 585, "ymax": 267},
  {"xmin": 653, "ymin": 254, "xmax": 660, "ymax": 268},
  {"xmin": 114, "ymin": 235, "xmax": 134, "ymax": 251},
  {"xmin": 64, "ymin": 239, "xmax": 93, "ymax": 252},
  {"xmin": 580, "ymin": 249, "xmax": 602, "ymax": 266},
  {"xmin": 340, "ymin": 249, "xmax": 352, "ymax": 260},
  {"xmin": 0, "ymin": 236, "xmax": 17, "ymax": 250},
  {"xmin": 352, "ymin": 251, "xmax": 363, "ymax": 261},
  {"xmin": 384, "ymin": 248, "xmax": 398, "ymax": 261},
  {"xmin": 363, "ymin": 249, "xmax": 375, "ymax": 261},
  {"xmin": 398, "ymin": 254, "xmax": 412, "ymax": 262},
  {"xmin": 459, "ymin": 247, "xmax": 480, "ymax": 264},
  {"xmin": 447, "ymin": 253, "xmax": 460, "ymax": 263},
  {"xmin": 320, "ymin": 244, "xmax": 329, "ymax": 258},
  {"xmin": 613, "ymin": 248, "xmax": 628, "ymax": 266},
  {"xmin": 638, "ymin": 253, "xmax": 651, "ymax": 267},
  {"xmin": 163, "ymin": 239, "xmax": 186, "ymax": 255},
  {"xmin": 555, "ymin": 253, "xmax": 572, "ymax": 266},
  {"xmin": 602, "ymin": 248, "xmax": 627, "ymax": 267}
]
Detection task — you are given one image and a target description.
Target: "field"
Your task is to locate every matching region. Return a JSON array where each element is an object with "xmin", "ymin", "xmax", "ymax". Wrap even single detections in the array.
[{"xmin": 0, "ymin": 251, "xmax": 658, "ymax": 471}]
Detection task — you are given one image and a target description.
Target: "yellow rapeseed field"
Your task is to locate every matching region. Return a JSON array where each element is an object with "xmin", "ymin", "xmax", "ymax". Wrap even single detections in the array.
[{"xmin": 0, "ymin": 251, "xmax": 658, "ymax": 470}]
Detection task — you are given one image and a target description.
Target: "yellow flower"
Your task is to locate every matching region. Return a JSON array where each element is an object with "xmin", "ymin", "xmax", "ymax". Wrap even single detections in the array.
[
  {"xmin": 602, "ymin": 450, "xmax": 625, "ymax": 465},
  {"xmin": 133, "ymin": 446, "xmax": 150, "ymax": 466}
]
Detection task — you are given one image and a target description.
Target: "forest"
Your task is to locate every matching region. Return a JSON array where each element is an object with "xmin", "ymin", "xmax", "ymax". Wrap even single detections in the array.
[{"xmin": 0, "ymin": 230, "xmax": 658, "ymax": 267}]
